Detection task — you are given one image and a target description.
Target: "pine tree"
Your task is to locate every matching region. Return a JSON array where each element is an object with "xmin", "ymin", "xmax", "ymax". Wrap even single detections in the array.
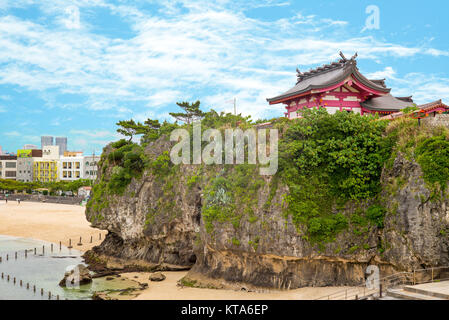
[
  {"xmin": 169, "ymin": 100, "xmax": 205, "ymax": 125},
  {"xmin": 116, "ymin": 119, "xmax": 142, "ymax": 142}
]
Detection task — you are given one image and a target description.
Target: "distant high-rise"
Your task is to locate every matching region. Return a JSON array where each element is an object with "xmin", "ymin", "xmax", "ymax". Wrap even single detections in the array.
[
  {"xmin": 0, "ymin": 145, "xmax": 3, "ymax": 155},
  {"xmin": 41, "ymin": 136, "xmax": 54, "ymax": 149},
  {"xmin": 55, "ymin": 137, "xmax": 67, "ymax": 156}
]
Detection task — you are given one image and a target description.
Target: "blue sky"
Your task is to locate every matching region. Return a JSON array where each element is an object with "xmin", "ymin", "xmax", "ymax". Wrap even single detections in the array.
[{"xmin": 0, "ymin": 0, "xmax": 448, "ymax": 154}]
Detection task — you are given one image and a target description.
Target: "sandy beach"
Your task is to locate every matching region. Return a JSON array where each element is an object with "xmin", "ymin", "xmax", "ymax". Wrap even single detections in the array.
[
  {"xmin": 0, "ymin": 201, "xmax": 106, "ymax": 251},
  {"xmin": 0, "ymin": 200, "xmax": 354, "ymax": 300},
  {"xmin": 121, "ymin": 271, "xmax": 355, "ymax": 300}
]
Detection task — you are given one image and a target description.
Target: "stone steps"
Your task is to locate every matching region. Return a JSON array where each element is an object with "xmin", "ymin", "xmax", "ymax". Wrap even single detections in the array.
[
  {"xmin": 387, "ymin": 288, "xmax": 445, "ymax": 300},
  {"xmin": 403, "ymin": 284, "xmax": 449, "ymax": 300}
]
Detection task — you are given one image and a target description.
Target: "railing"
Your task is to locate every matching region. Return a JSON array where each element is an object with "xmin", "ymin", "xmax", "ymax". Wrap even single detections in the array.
[{"xmin": 315, "ymin": 265, "xmax": 449, "ymax": 300}]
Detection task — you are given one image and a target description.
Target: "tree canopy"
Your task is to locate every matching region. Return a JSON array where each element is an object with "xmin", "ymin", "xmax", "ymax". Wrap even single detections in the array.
[{"xmin": 169, "ymin": 100, "xmax": 205, "ymax": 125}]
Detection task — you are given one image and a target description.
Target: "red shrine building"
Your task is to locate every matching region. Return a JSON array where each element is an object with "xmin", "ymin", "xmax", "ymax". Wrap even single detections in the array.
[{"xmin": 267, "ymin": 52, "xmax": 415, "ymax": 119}]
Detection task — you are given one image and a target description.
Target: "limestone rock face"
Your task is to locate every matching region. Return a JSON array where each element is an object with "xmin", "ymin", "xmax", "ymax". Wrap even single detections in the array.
[
  {"xmin": 86, "ymin": 137, "xmax": 449, "ymax": 289},
  {"xmin": 381, "ymin": 153, "xmax": 449, "ymax": 270},
  {"xmin": 86, "ymin": 139, "xmax": 199, "ymax": 270},
  {"xmin": 59, "ymin": 264, "xmax": 92, "ymax": 287}
]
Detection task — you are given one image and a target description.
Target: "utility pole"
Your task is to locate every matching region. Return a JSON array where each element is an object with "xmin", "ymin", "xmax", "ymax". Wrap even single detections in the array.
[{"xmin": 234, "ymin": 97, "xmax": 236, "ymax": 115}]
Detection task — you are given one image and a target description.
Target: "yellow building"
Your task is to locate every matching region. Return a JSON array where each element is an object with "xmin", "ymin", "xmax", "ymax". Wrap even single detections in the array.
[{"xmin": 33, "ymin": 161, "xmax": 59, "ymax": 182}]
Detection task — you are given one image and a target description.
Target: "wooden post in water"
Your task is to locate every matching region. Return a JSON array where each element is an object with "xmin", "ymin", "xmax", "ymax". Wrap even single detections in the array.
[
  {"xmin": 0, "ymin": 256, "xmax": 2, "ymax": 263},
  {"xmin": 51, "ymin": 244, "xmax": 53, "ymax": 253},
  {"xmin": 34, "ymin": 248, "xmax": 36, "ymax": 255},
  {"xmin": 68, "ymin": 239, "xmax": 73, "ymax": 249},
  {"xmin": 42, "ymin": 245, "xmax": 45, "ymax": 255},
  {"xmin": 6, "ymin": 254, "xmax": 8, "ymax": 261},
  {"xmin": 25, "ymin": 250, "xmax": 27, "ymax": 258},
  {"xmin": 77, "ymin": 237, "xmax": 82, "ymax": 246},
  {"xmin": 99, "ymin": 233, "xmax": 102, "ymax": 240},
  {"xmin": 59, "ymin": 241, "xmax": 62, "ymax": 251},
  {"xmin": 90, "ymin": 236, "xmax": 93, "ymax": 243},
  {"xmin": 15, "ymin": 252, "xmax": 17, "ymax": 260}
]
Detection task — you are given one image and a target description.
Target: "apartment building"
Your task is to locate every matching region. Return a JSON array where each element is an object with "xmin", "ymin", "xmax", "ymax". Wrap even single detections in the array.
[
  {"xmin": 59, "ymin": 155, "xmax": 84, "ymax": 181},
  {"xmin": 5, "ymin": 138, "xmax": 101, "ymax": 183},
  {"xmin": 84, "ymin": 155, "xmax": 101, "ymax": 180},
  {"xmin": 0, "ymin": 155, "xmax": 17, "ymax": 180},
  {"xmin": 16, "ymin": 149, "xmax": 43, "ymax": 182},
  {"xmin": 33, "ymin": 145, "xmax": 60, "ymax": 182}
]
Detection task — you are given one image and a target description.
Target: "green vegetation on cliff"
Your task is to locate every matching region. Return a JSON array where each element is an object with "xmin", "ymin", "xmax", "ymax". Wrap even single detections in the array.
[
  {"xmin": 202, "ymin": 164, "xmax": 264, "ymax": 234},
  {"xmin": 416, "ymin": 134, "xmax": 449, "ymax": 192},
  {"xmin": 88, "ymin": 101, "xmax": 449, "ymax": 250},
  {"xmin": 278, "ymin": 108, "xmax": 392, "ymax": 244}
]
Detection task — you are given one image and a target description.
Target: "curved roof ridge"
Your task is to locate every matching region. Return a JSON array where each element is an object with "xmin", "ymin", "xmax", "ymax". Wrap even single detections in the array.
[
  {"xmin": 418, "ymin": 99, "xmax": 444, "ymax": 109},
  {"xmin": 268, "ymin": 53, "xmax": 391, "ymax": 104}
]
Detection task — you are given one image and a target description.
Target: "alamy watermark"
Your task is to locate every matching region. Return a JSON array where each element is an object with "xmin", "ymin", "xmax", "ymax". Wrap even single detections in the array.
[
  {"xmin": 365, "ymin": 265, "xmax": 380, "ymax": 290},
  {"xmin": 362, "ymin": 5, "xmax": 380, "ymax": 32},
  {"xmin": 169, "ymin": 121, "xmax": 278, "ymax": 175}
]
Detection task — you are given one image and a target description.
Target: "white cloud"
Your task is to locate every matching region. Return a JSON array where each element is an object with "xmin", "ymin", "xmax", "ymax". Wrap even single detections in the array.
[
  {"xmin": 366, "ymin": 67, "xmax": 397, "ymax": 81},
  {"xmin": 4, "ymin": 131, "xmax": 20, "ymax": 136},
  {"xmin": 70, "ymin": 129, "xmax": 116, "ymax": 138},
  {"xmin": 0, "ymin": 1, "xmax": 447, "ymax": 122},
  {"xmin": 60, "ymin": 5, "xmax": 81, "ymax": 30}
]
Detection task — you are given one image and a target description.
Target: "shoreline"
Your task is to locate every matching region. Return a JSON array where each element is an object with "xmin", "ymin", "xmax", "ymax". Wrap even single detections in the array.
[{"xmin": 0, "ymin": 201, "xmax": 106, "ymax": 252}]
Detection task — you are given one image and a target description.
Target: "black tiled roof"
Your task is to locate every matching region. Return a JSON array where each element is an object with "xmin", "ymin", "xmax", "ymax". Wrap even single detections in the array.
[
  {"xmin": 267, "ymin": 53, "xmax": 390, "ymax": 103},
  {"xmin": 361, "ymin": 94, "xmax": 415, "ymax": 111}
]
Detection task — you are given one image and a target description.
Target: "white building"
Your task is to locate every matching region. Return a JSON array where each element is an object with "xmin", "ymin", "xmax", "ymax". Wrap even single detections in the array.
[
  {"xmin": 0, "ymin": 156, "xmax": 17, "ymax": 180},
  {"xmin": 59, "ymin": 156, "xmax": 84, "ymax": 181},
  {"xmin": 78, "ymin": 186, "xmax": 92, "ymax": 198},
  {"xmin": 42, "ymin": 145, "xmax": 60, "ymax": 160},
  {"xmin": 83, "ymin": 155, "xmax": 101, "ymax": 180}
]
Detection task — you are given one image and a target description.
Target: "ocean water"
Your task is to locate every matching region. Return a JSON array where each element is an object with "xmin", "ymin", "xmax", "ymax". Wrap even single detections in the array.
[{"xmin": 0, "ymin": 235, "xmax": 138, "ymax": 300}]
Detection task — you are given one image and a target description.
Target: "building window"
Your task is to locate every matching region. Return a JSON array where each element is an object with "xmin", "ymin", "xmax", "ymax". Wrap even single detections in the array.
[{"xmin": 5, "ymin": 162, "xmax": 16, "ymax": 168}]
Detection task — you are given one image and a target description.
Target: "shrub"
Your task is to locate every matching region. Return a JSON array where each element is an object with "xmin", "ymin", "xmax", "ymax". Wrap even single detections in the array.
[
  {"xmin": 416, "ymin": 135, "xmax": 449, "ymax": 191},
  {"xmin": 279, "ymin": 108, "xmax": 392, "ymax": 245},
  {"xmin": 366, "ymin": 205, "xmax": 386, "ymax": 228}
]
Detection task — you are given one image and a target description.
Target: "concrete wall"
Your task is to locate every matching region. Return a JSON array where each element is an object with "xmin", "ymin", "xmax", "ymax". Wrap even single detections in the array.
[{"xmin": 0, "ymin": 194, "xmax": 85, "ymax": 205}]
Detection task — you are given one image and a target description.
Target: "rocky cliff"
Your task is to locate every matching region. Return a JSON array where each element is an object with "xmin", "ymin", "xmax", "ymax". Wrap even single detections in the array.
[{"xmin": 85, "ymin": 116, "xmax": 449, "ymax": 290}]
